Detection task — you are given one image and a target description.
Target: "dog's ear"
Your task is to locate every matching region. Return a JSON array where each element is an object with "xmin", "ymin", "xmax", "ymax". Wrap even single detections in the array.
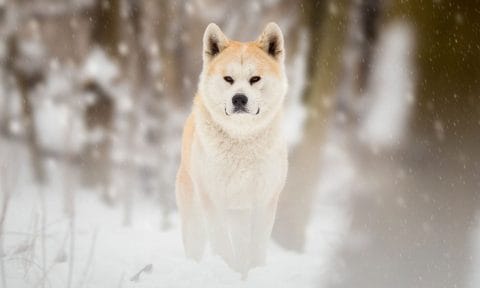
[
  {"xmin": 256, "ymin": 22, "xmax": 285, "ymax": 62},
  {"xmin": 203, "ymin": 23, "xmax": 228, "ymax": 63}
]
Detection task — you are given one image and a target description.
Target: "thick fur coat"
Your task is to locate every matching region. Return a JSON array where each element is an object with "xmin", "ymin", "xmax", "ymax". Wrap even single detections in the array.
[{"xmin": 175, "ymin": 22, "xmax": 288, "ymax": 276}]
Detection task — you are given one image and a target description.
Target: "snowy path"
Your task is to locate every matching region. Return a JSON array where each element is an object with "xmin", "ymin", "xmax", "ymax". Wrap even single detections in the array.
[{"xmin": 3, "ymin": 187, "xmax": 339, "ymax": 288}]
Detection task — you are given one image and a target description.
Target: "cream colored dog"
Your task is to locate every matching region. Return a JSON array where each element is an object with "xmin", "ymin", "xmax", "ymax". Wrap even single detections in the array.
[{"xmin": 175, "ymin": 22, "xmax": 288, "ymax": 276}]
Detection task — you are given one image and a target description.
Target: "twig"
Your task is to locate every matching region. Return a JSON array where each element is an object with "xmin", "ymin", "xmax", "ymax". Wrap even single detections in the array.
[
  {"xmin": 66, "ymin": 216, "xmax": 75, "ymax": 288},
  {"xmin": 0, "ymin": 156, "xmax": 11, "ymax": 288},
  {"xmin": 64, "ymin": 105, "xmax": 76, "ymax": 288},
  {"xmin": 39, "ymin": 185, "xmax": 47, "ymax": 288},
  {"xmin": 32, "ymin": 227, "xmax": 70, "ymax": 288},
  {"xmin": 6, "ymin": 257, "xmax": 51, "ymax": 287},
  {"xmin": 129, "ymin": 264, "xmax": 153, "ymax": 282},
  {"xmin": 76, "ymin": 228, "xmax": 98, "ymax": 288},
  {"xmin": 24, "ymin": 205, "xmax": 39, "ymax": 278}
]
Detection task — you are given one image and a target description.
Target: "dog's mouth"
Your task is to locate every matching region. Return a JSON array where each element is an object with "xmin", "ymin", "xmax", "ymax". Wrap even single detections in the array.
[
  {"xmin": 225, "ymin": 107, "xmax": 260, "ymax": 116},
  {"xmin": 233, "ymin": 106, "xmax": 248, "ymax": 114}
]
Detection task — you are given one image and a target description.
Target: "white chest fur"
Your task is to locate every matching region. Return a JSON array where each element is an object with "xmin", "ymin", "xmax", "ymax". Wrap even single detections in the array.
[{"xmin": 190, "ymin": 111, "xmax": 287, "ymax": 209}]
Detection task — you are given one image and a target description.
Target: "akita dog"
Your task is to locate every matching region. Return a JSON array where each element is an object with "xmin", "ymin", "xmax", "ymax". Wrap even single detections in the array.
[{"xmin": 175, "ymin": 22, "xmax": 288, "ymax": 276}]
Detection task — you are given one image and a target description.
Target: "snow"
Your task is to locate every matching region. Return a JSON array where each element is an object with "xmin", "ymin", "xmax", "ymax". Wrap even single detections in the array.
[
  {"xmin": 33, "ymin": 95, "xmax": 85, "ymax": 154},
  {"xmin": 358, "ymin": 22, "xmax": 415, "ymax": 150},
  {"xmin": 304, "ymin": 134, "xmax": 356, "ymax": 287},
  {"xmin": 15, "ymin": 38, "xmax": 47, "ymax": 77},
  {"xmin": 32, "ymin": 68, "xmax": 87, "ymax": 154},
  {"xmin": 0, "ymin": 74, "xmax": 23, "ymax": 136},
  {"xmin": 0, "ymin": 123, "xmax": 355, "ymax": 287},
  {"xmin": 0, "ymin": 15, "xmax": 415, "ymax": 288},
  {"xmin": 1, "ymin": 2, "xmax": 477, "ymax": 287},
  {"xmin": 283, "ymin": 29, "xmax": 308, "ymax": 148},
  {"xmin": 82, "ymin": 48, "xmax": 119, "ymax": 90}
]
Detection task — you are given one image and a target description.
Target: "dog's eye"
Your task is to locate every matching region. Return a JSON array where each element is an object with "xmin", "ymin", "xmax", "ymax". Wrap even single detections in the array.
[
  {"xmin": 249, "ymin": 76, "xmax": 261, "ymax": 85},
  {"xmin": 223, "ymin": 76, "xmax": 234, "ymax": 85}
]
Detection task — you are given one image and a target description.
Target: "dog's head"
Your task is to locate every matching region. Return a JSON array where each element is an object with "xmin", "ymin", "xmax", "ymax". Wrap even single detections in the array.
[{"xmin": 198, "ymin": 23, "xmax": 287, "ymax": 137}]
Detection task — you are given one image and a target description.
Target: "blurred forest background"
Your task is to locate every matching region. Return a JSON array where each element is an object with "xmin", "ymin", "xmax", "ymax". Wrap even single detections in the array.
[{"xmin": 0, "ymin": 0, "xmax": 479, "ymax": 287}]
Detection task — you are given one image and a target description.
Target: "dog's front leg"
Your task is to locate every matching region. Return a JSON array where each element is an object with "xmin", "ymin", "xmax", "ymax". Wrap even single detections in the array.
[
  {"xmin": 176, "ymin": 173, "xmax": 207, "ymax": 261},
  {"xmin": 198, "ymin": 191, "xmax": 236, "ymax": 266},
  {"xmin": 250, "ymin": 193, "xmax": 280, "ymax": 267},
  {"xmin": 225, "ymin": 208, "xmax": 253, "ymax": 277}
]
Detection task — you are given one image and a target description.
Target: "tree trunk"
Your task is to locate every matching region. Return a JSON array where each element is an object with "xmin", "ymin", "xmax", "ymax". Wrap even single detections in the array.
[
  {"xmin": 82, "ymin": 0, "xmax": 120, "ymax": 201},
  {"xmin": 273, "ymin": 0, "xmax": 350, "ymax": 251},
  {"xmin": 6, "ymin": 36, "xmax": 45, "ymax": 184},
  {"xmin": 91, "ymin": 0, "xmax": 120, "ymax": 57}
]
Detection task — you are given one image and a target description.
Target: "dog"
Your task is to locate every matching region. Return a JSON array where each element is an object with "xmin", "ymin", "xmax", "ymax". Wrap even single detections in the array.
[{"xmin": 175, "ymin": 22, "xmax": 288, "ymax": 277}]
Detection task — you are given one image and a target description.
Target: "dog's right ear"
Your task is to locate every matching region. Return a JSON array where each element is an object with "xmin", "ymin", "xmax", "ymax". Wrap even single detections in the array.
[
  {"xmin": 256, "ymin": 22, "xmax": 285, "ymax": 62},
  {"xmin": 203, "ymin": 23, "xmax": 228, "ymax": 63}
]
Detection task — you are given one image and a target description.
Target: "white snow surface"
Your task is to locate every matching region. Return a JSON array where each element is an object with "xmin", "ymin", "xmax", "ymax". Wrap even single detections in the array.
[
  {"xmin": 82, "ymin": 48, "xmax": 120, "ymax": 89},
  {"xmin": 1, "ymin": 127, "xmax": 354, "ymax": 287}
]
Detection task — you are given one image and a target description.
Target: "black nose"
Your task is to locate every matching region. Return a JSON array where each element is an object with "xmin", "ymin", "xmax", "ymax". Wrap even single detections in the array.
[{"xmin": 232, "ymin": 94, "xmax": 248, "ymax": 107}]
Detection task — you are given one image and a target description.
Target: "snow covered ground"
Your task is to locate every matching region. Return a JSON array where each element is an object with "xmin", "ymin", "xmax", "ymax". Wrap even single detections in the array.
[
  {"xmin": 0, "ymin": 129, "xmax": 356, "ymax": 288},
  {"xmin": 4, "ymin": 121, "xmax": 478, "ymax": 288}
]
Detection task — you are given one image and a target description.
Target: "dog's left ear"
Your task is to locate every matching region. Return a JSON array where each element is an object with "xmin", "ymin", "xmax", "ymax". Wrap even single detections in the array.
[
  {"xmin": 203, "ymin": 23, "xmax": 229, "ymax": 64},
  {"xmin": 256, "ymin": 22, "xmax": 285, "ymax": 62}
]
